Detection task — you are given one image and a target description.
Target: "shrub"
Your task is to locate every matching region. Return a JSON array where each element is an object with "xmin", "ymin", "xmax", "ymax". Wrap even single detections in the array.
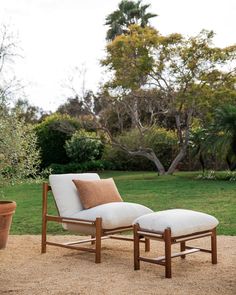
[
  {"xmin": 65, "ymin": 129, "xmax": 104, "ymax": 163},
  {"xmin": 196, "ymin": 170, "xmax": 236, "ymax": 181},
  {"xmin": 34, "ymin": 113, "xmax": 81, "ymax": 168},
  {"xmin": 102, "ymin": 145, "xmax": 156, "ymax": 171},
  {"xmin": 49, "ymin": 160, "xmax": 115, "ymax": 174},
  {"xmin": 0, "ymin": 114, "xmax": 40, "ymax": 181},
  {"xmin": 102, "ymin": 127, "xmax": 178, "ymax": 171},
  {"xmin": 144, "ymin": 127, "xmax": 178, "ymax": 169}
]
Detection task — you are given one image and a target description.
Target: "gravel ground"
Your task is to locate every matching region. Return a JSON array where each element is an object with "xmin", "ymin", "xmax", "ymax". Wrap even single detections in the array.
[{"xmin": 0, "ymin": 235, "xmax": 235, "ymax": 295}]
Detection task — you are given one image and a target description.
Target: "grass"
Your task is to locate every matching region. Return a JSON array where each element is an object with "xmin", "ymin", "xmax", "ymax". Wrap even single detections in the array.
[{"xmin": 1, "ymin": 171, "xmax": 235, "ymax": 235}]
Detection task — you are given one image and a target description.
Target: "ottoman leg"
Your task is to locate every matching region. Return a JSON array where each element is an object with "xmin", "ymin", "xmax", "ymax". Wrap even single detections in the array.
[
  {"xmin": 211, "ymin": 227, "xmax": 217, "ymax": 264},
  {"xmin": 145, "ymin": 238, "xmax": 150, "ymax": 252},
  {"xmin": 180, "ymin": 241, "xmax": 186, "ymax": 259},
  {"xmin": 134, "ymin": 224, "xmax": 140, "ymax": 270},
  {"xmin": 164, "ymin": 228, "xmax": 172, "ymax": 278}
]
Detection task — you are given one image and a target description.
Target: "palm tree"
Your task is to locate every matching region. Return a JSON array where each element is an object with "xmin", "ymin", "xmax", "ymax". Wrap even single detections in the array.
[
  {"xmin": 204, "ymin": 105, "xmax": 236, "ymax": 171},
  {"xmin": 190, "ymin": 106, "xmax": 236, "ymax": 171},
  {"xmin": 105, "ymin": 0, "xmax": 157, "ymax": 41},
  {"xmin": 213, "ymin": 105, "xmax": 236, "ymax": 170}
]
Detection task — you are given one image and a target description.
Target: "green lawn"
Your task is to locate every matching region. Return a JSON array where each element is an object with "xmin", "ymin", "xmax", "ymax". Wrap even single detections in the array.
[{"xmin": 1, "ymin": 171, "xmax": 235, "ymax": 235}]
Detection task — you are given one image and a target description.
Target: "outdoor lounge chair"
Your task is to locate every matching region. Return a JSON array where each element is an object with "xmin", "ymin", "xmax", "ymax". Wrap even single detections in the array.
[{"xmin": 41, "ymin": 173, "xmax": 153, "ymax": 263}]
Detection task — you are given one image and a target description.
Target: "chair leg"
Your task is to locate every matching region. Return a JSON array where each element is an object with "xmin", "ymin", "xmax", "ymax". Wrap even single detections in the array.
[
  {"xmin": 164, "ymin": 228, "xmax": 172, "ymax": 278},
  {"xmin": 41, "ymin": 183, "xmax": 48, "ymax": 254},
  {"xmin": 145, "ymin": 238, "xmax": 150, "ymax": 252},
  {"xmin": 180, "ymin": 241, "xmax": 186, "ymax": 259},
  {"xmin": 211, "ymin": 227, "xmax": 217, "ymax": 264},
  {"xmin": 91, "ymin": 235, "xmax": 95, "ymax": 245},
  {"xmin": 95, "ymin": 218, "xmax": 102, "ymax": 263},
  {"xmin": 41, "ymin": 221, "xmax": 47, "ymax": 254},
  {"xmin": 133, "ymin": 224, "xmax": 140, "ymax": 270}
]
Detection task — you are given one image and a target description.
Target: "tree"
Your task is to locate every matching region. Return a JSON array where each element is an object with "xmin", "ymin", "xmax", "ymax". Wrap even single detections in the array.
[
  {"xmin": 59, "ymin": 65, "xmax": 96, "ymax": 128},
  {"xmin": 105, "ymin": 0, "xmax": 157, "ymax": 41},
  {"xmin": 101, "ymin": 25, "xmax": 236, "ymax": 174},
  {"xmin": 11, "ymin": 98, "xmax": 49, "ymax": 123},
  {"xmin": 0, "ymin": 24, "xmax": 23, "ymax": 108},
  {"xmin": 102, "ymin": 25, "xmax": 159, "ymax": 130},
  {"xmin": 34, "ymin": 114, "xmax": 81, "ymax": 168},
  {"xmin": 211, "ymin": 105, "xmax": 236, "ymax": 170},
  {"xmin": 57, "ymin": 92, "xmax": 94, "ymax": 118}
]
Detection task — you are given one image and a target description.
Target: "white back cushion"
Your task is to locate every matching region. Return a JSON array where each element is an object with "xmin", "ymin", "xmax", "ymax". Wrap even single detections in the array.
[{"xmin": 49, "ymin": 173, "xmax": 100, "ymax": 217}]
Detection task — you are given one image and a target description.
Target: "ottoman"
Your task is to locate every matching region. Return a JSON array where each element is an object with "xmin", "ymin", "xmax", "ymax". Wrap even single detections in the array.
[{"xmin": 133, "ymin": 209, "xmax": 219, "ymax": 278}]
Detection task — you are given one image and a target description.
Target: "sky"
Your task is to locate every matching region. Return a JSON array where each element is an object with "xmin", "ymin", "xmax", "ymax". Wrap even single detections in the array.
[{"xmin": 1, "ymin": 0, "xmax": 236, "ymax": 112}]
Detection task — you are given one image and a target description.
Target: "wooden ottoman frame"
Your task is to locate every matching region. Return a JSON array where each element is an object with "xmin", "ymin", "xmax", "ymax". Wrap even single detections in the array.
[
  {"xmin": 42, "ymin": 183, "xmax": 150, "ymax": 263},
  {"xmin": 133, "ymin": 224, "xmax": 217, "ymax": 278}
]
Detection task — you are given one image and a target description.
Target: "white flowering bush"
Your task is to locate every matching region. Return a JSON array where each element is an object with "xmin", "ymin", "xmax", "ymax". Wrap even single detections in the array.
[{"xmin": 196, "ymin": 170, "xmax": 236, "ymax": 181}]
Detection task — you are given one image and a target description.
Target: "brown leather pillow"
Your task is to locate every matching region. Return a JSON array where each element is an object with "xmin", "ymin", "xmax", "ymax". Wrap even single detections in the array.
[{"xmin": 72, "ymin": 178, "xmax": 123, "ymax": 209}]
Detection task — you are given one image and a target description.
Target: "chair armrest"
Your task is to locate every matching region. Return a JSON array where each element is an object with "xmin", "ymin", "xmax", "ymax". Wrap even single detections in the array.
[{"xmin": 46, "ymin": 214, "xmax": 97, "ymax": 226}]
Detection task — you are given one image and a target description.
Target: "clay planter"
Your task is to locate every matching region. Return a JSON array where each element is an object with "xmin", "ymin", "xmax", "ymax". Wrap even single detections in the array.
[{"xmin": 0, "ymin": 201, "xmax": 16, "ymax": 249}]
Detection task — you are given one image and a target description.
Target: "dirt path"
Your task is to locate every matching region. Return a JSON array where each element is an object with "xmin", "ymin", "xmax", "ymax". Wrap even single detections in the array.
[{"xmin": 0, "ymin": 235, "xmax": 235, "ymax": 295}]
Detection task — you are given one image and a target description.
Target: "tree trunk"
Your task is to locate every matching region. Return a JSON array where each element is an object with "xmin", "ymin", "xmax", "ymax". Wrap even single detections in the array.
[
  {"xmin": 149, "ymin": 150, "xmax": 166, "ymax": 175},
  {"xmin": 128, "ymin": 149, "xmax": 166, "ymax": 175},
  {"xmin": 167, "ymin": 147, "xmax": 187, "ymax": 175},
  {"xmin": 199, "ymin": 153, "xmax": 205, "ymax": 173},
  {"xmin": 167, "ymin": 108, "xmax": 193, "ymax": 175},
  {"xmin": 131, "ymin": 98, "xmax": 139, "ymax": 128}
]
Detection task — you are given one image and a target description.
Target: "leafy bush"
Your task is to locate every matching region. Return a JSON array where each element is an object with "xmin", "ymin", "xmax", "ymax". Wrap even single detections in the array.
[
  {"xmin": 49, "ymin": 160, "xmax": 115, "ymax": 174},
  {"xmin": 65, "ymin": 129, "xmax": 104, "ymax": 163},
  {"xmin": 102, "ymin": 145, "xmax": 156, "ymax": 171},
  {"xmin": 144, "ymin": 127, "xmax": 178, "ymax": 169},
  {"xmin": 0, "ymin": 114, "xmax": 40, "ymax": 181},
  {"xmin": 34, "ymin": 113, "xmax": 81, "ymax": 168},
  {"xmin": 196, "ymin": 170, "xmax": 236, "ymax": 181},
  {"xmin": 102, "ymin": 127, "xmax": 178, "ymax": 171},
  {"xmin": 189, "ymin": 127, "xmax": 230, "ymax": 171}
]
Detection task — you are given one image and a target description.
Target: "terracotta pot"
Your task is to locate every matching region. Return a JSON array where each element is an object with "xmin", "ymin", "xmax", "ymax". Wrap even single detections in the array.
[{"xmin": 0, "ymin": 201, "xmax": 16, "ymax": 249}]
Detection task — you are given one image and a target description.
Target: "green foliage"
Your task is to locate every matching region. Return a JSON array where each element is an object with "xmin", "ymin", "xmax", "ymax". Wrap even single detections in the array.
[
  {"xmin": 57, "ymin": 91, "xmax": 94, "ymax": 119},
  {"xmin": 101, "ymin": 26, "xmax": 236, "ymax": 173},
  {"xmin": 210, "ymin": 105, "xmax": 236, "ymax": 170},
  {"xmin": 103, "ymin": 127, "xmax": 178, "ymax": 170},
  {"xmin": 145, "ymin": 127, "xmax": 178, "ymax": 167},
  {"xmin": 102, "ymin": 25, "xmax": 158, "ymax": 89},
  {"xmin": 189, "ymin": 127, "xmax": 215, "ymax": 171},
  {"xmin": 49, "ymin": 160, "xmax": 115, "ymax": 174},
  {"xmin": 34, "ymin": 113, "xmax": 81, "ymax": 168},
  {"xmin": 190, "ymin": 105, "xmax": 236, "ymax": 171},
  {"xmin": 105, "ymin": 0, "xmax": 157, "ymax": 41},
  {"xmin": 214, "ymin": 105, "xmax": 236, "ymax": 148},
  {"xmin": 0, "ymin": 114, "xmax": 40, "ymax": 182},
  {"xmin": 104, "ymin": 27, "xmax": 236, "ymax": 109},
  {"xmin": 65, "ymin": 129, "xmax": 104, "ymax": 163},
  {"xmin": 197, "ymin": 170, "xmax": 236, "ymax": 181},
  {"xmin": 102, "ymin": 145, "xmax": 156, "ymax": 171},
  {"xmin": 11, "ymin": 98, "xmax": 47, "ymax": 123}
]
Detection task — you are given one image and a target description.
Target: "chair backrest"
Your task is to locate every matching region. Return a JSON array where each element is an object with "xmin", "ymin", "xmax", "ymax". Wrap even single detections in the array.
[{"xmin": 49, "ymin": 173, "xmax": 100, "ymax": 217}]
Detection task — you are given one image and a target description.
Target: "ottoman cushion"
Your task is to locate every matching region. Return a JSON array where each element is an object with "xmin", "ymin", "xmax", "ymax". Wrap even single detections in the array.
[{"xmin": 133, "ymin": 209, "xmax": 219, "ymax": 237}]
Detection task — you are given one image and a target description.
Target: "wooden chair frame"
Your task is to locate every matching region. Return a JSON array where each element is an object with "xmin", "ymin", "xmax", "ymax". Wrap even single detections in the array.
[
  {"xmin": 41, "ymin": 183, "xmax": 150, "ymax": 263},
  {"xmin": 133, "ymin": 224, "xmax": 217, "ymax": 278}
]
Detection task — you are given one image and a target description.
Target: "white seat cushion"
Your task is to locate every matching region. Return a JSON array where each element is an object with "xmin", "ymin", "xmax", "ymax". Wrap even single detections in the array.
[
  {"xmin": 49, "ymin": 173, "xmax": 100, "ymax": 217},
  {"xmin": 66, "ymin": 202, "xmax": 153, "ymax": 231},
  {"xmin": 133, "ymin": 209, "xmax": 219, "ymax": 237}
]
